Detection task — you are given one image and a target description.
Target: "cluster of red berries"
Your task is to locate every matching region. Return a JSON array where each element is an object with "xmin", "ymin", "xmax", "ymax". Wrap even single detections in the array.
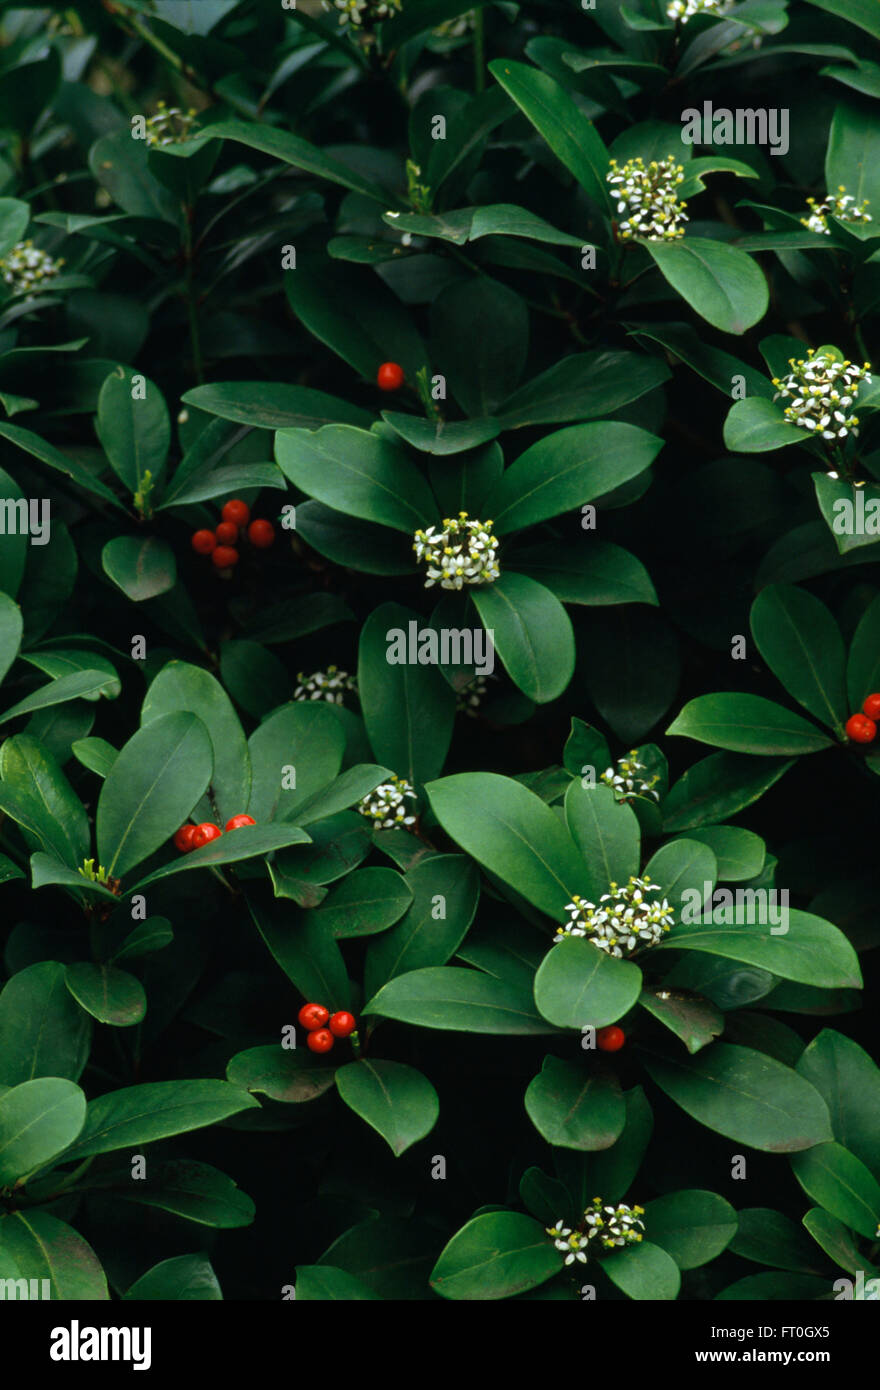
[
  {"xmin": 174, "ymin": 813, "xmax": 255, "ymax": 852},
  {"xmin": 298, "ymin": 1002, "xmax": 356, "ymax": 1054},
  {"xmin": 190, "ymin": 499, "xmax": 275, "ymax": 571},
  {"xmin": 376, "ymin": 361, "xmax": 404, "ymax": 392},
  {"xmin": 845, "ymin": 693, "xmax": 880, "ymax": 744},
  {"xmin": 596, "ymin": 1025, "xmax": 625, "ymax": 1052}
]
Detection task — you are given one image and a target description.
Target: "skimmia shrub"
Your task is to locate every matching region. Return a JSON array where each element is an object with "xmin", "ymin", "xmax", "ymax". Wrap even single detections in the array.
[{"xmin": 0, "ymin": 0, "xmax": 878, "ymax": 1311}]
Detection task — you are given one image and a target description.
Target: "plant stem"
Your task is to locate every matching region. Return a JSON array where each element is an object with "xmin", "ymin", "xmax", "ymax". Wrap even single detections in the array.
[
  {"xmin": 473, "ymin": 10, "xmax": 485, "ymax": 94},
  {"xmin": 182, "ymin": 205, "xmax": 204, "ymax": 385}
]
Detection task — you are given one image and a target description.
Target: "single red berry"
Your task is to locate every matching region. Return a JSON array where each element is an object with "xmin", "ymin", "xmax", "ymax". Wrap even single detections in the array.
[
  {"xmin": 597, "ymin": 1025, "xmax": 626, "ymax": 1052},
  {"xmin": 863, "ymin": 693, "xmax": 880, "ymax": 720},
  {"xmin": 307, "ymin": 1028, "xmax": 335, "ymax": 1054},
  {"xmin": 174, "ymin": 824, "xmax": 197, "ymax": 852},
  {"xmin": 376, "ymin": 361, "xmax": 405, "ymax": 392},
  {"xmin": 212, "ymin": 545, "xmax": 239, "ymax": 569},
  {"xmin": 846, "ymin": 713, "xmax": 877, "ymax": 744},
  {"xmin": 222, "ymin": 499, "xmax": 250, "ymax": 527},
  {"xmin": 226, "ymin": 814, "xmax": 256, "ymax": 831},
  {"xmin": 298, "ymin": 1002, "xmax": 329, "ymax": 1031},
  {"xmin": 328, "ymin": 1010, "xmax": 356, "ymax": 1038},
  {"xmin": 191, "ymin": 822, "xmax": 223, "ymax": 848},
  {"xmin": 191, "ymin": 529, "xmax": 216, "ymax": 555},
  {"xmin": 247, "ymin": 519, "xmax": 275, "ymax": 549},
  {"xmin": 215, "ymin": 520, "xmax": 238, "ymax": 545}
]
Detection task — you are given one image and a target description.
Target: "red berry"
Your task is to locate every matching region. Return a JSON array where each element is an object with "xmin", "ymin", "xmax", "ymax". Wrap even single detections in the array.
[
  {"xmin": 846, "ymin": 713, "xmax": 876, "ymax": 744},
  {"xmin": 596, "ymin": 1025, "xmax": 626, "ymax": 1052},
  {"xmin": 307, "ymin": 1028, "xmax": 335, "ymax": 1054},
  {"xmin": 222, "ymin": 499, "xmax": 250, "ymax": 527},
  {"xmin": 215, "ymin": 521, "xmax": 238, "ymax": 545},
  {"xmin": 226, "ymin": 814, "xmax": 256, "ymax": 831},
  {"xmin": 377, "ymin": 361, "xmax": 405, "ymax": 392},
  {"xmin": 328, "ymin": 1011, "xmax": 356, "ymax": 1038},
  {"xmin": 174, "ymin": 824, "xmax": 197, "ymax": 852},
  {"xmin": 212, "ymin": 545, "xmax": 239, "ymax": 569},
  {"xmin": 247, "ymin": 519, "xmax": 275, "ymax": 549},
  {"xmin": 191, "ymin": 529, "xmax": 216, "ymax": 555},
  {"xmin": 298, "ymin": 1003, "xmax": 329, "ymax": 1031},
  {"xmin": 863, "ymin": 693, "xmax": 880, "ymax": 720},
  {"xmin": 191, "ymin": 822, "xmax": 222, "ymax": 848}
]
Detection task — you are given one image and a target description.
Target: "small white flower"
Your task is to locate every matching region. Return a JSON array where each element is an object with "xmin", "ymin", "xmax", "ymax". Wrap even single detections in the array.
[
  {"xmin": 606, "ymin": 156, "xmax": 688, "ymax": 242},
  {"xmin": 456, "ymin": 673, "xmax": 493, "ymax": 717},
  {"xmin": 545, "ymin": 1219, "xmax": 589, "ymax": 1265},
  {"xmin": 584, "ymin": 1197, "xmax": 646, "ymax": 1249},
  {"xmin": 555, "ymin": 878, "xmax": 674, "ymax": 957},
  {"xmin": 801, "ymin": 186, "xmax": 871, "ymax": 236},
  {"xmin": 0, "ymin": 240, "xmax": 64, "ymax": 295},
  {"xmin": 666, "ymin": 0, "xmax": 728, "ymax": 20},
  {"xmin": 413, "ymin": 511, "xmax": 501, "ymax": 591},
  {"xmin": 294, "ymin": 666, "xmax": 357, "ymax": 705},
  {"xmin": 143, "ymin": 100, "xmax": 200, "ymax": 147},
  {"xmin": 322, "ymin": 0, "xmax": 401, "ymax": 30},
  {"xmin": 773, "ymin": 349, "xmax": 871, "ymax": 457},
  {"xmin": 546, "ymin": 1201, "xmax": 645, "ymax": 1263},
  {"xmin": 357, "ymin": 774, "xmax": 418, "ymax": 831},
  {"xmin": 600, "ymin": 750, "xmax": 660, "ymax": 803}
]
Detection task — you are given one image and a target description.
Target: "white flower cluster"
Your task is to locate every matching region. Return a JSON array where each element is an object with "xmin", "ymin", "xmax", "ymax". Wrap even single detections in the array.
[
  {"xmin": 413, "ymin": 512, "xmax": 500, "ymax": 590},
  {"xmin": 294, "ymin": 666, "xmax": 357, "ymax": 705},
  {"xmin": 322, "ymin": 0, "xmax": 401, "ymax": 27},
  {"xmin": 546, "ymin": 1220, "xmax": 590, "ymax": 1265},
  {"xmin": 801, "ymin": 186, "xmax": 872, "ymax": 235},
  {"xmin": 600, "ymin": 750, "xmax": 660, "ymax": 803},
  {"xmin": 144, "ymin": 101, "xmax": 200, "ymax": 147},
  {"xmin": 583, "ymin": 1198, "xmax": 646, "ymax": 1250},
  {"xmin": 547, "ymin": 1200, "xmax": 646, "ymax": 1263},
  {"xmin": 666, "ymin": 0, "xmax": 728, "ymax": 21},
  {"xmin": 456, "ymin": 674, "xmax": 491, "ymax": 717},
  {"xmin": 0, "ymin": 241, "xmax": 64, "ymax": 294},
  {"xmin": 555, "ymin": 877, "xmax": 675, "ymax": 957},
  {"xmin": 772, "ymin": 350, "xmax": 872, "ymax": 443},
  {"xmin": 607, "ymin": 156, "xmax": 688, "ymax": 242},
  {"xmin": 358, "ymin": 774, "xmax": 418, "ymax": 830}
]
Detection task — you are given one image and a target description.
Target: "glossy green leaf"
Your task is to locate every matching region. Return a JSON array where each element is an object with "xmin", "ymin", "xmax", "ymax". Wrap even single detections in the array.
[
  {"xmin": 646, "ymin": 238, "xmax": 769, "ymax": 333},
  {"xmin": 64, "ymin": 963, "xmax": 146, "ymax": 1028},
  {"xmin": 141, "ymin": 662, "xmax": 249, "ymax": 826},
  {"xmin": 60, "ymin": 1080, "xmax": 259, "ymax": 1162},
  {"xmin": 0, "ymin": 962, "xmax": 90, "ymax": 1086},
  {"xmin": 750, "ymin": 584, "xmax": 848, "ymax": 733},
  {"xmin": 276, "ymin": 425, "xmax": 434, "ymax": 534},
  {"xmin": 564, "ymin": 783, "xmax": 640, "ymax": 899},
  {"xmin": 365, "ymin": 966, "xmax": 555, "ymax": 1035},
  {"xmin": 471, "ymin": 573, "xmax": 575, "ymax": 704},
  {"xmin": 525, "ymin": 1057, "xmax": 625, "ymax": 1151},
  {"xmin": 335, "ymin": 1059, "xmax": 439, "ymax": 1156},
  {"xmin": 642, "ymin": 1042, "xmax": 833, "ymax": 1152},
  {"xmin": 645, "ymin": 1190, "xmax": 737, "ymax": 1270},
  {"xmin": 534, "ymin": 939, "xmax": 642, "ymax": 1030},
  {"xmin": 791, "ymin": 1142, "xmax": 880, "ymax": 1240},
  {"xmin": 365, "ymin": 854, "xmax": 480, "ymax": 996},
  {"xmin": 358, "ymin": 602, "xmax": 456, "ymax": 783},
  {"xmin": 489, "ymin": 423, "xmax": 662, "ymax": 535},
  {"xmin": 96, "ymin": 712, "xmax": 213, "ymax": 880},
  {"xmin": 430, "ymin": 1211, "xmax": 562, "ymax": 1300},
  {"xmin": 0, "ymin": 1211, "xmax": 108, "ymax": 1299},
  {"xmin": 426, "ymin": 771, "xmax": 585, "ymax": 917},
  {"xmin": 102, "ymin": 536, "xmax": 177, "ymax": 602},
  {"xmin": 0, "ymin": 1078, "xmax": 86, "ymax": 1183},
  {"xmin": 602, "ymin": 1240, "xmax": 680, "ymax": 1300},
  {"xmin": 666, "ymin": 693, "xmax": 833, "ymax": 755}
]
